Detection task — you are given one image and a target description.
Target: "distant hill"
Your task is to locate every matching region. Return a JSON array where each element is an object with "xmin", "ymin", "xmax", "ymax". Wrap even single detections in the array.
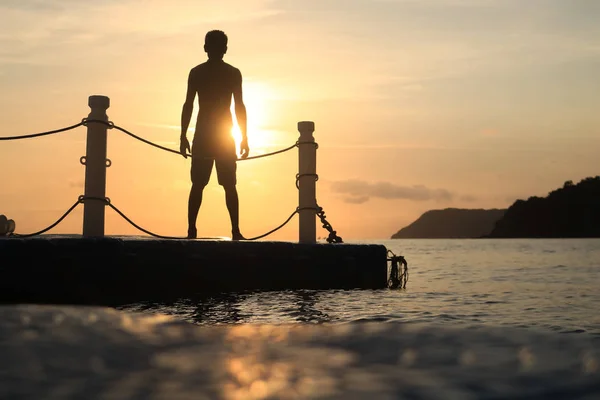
[
  {"xmin": 391, "ymin": 208, "xmax": 506, "ymax": 239},
  {"xmin": 488, "ymin": 176, "xmax": 600, "ymax": 238}
]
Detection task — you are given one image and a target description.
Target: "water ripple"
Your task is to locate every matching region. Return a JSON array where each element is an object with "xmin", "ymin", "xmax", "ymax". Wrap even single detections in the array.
[{"xmin": 119, "ymin": 239, "xmax": 600, "ymax": 336}]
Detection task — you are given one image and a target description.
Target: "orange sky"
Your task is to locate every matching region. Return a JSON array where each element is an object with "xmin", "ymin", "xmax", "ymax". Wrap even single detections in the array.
[{"xmin": 1, "ymin": 0, "xmax": 599, "ymax": 240}]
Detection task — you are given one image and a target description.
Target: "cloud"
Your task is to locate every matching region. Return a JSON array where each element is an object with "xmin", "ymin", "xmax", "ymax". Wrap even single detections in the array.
[
  {"xmin": 68, "ymin": 179, "xmax": 84, "ymax": 188},
  {"xmin": 330, "ymin": 179, "xmax": 454, "ymax": 203},
  {"xmin": 344, "ymin": 196, "xmax": 370, "ymax": 204},
  {"xmin": 459, "ymin": 194, "xmax": 479, "ymax": 202}
]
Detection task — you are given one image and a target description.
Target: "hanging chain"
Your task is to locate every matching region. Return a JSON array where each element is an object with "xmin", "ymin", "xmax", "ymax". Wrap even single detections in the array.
[
  {"xmin": 387, "ymin": 249, "xmax": 408, "ymax": 289},
  {"xmin": 315, "ymin": 204, "xmax": 343, "ymax": 243}
]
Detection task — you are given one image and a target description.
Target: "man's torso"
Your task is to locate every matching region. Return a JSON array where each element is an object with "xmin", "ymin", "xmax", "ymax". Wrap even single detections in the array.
[{"xmin": 190, "ymin": 60, "xmax": 240, "ymax": 158}]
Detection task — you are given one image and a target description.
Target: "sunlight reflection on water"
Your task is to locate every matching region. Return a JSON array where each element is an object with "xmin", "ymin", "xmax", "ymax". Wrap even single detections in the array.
[{"xmin": 2, "ymin": 304, "xmax": 599, "ymax": 399}]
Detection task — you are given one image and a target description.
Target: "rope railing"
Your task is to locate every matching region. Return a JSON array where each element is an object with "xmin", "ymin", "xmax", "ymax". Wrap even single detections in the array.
[
  {"xmin": 8, "ymin": 199, "xmax": 82, "ymax": 238},
  {"xmin": 8, "ymin": 196, "xmax": 317, "ymax": 242},
  {"xmin": 0, "ymin": 118, "xmax": 300, "ymax": 161},
  {"xmin": 0, "ymin": 117, "xmax": 343, "ymax": 242},
  {"xmin": 0, "ymin": 118, "xmax": 342, "ymax": 239},
  {"xmin": 0, "ymin": 121, "xmax": 86, "ymax": 141},
  {"xmin": 0, "ymin": 118, "xmax": 342, "ymax": 243}
]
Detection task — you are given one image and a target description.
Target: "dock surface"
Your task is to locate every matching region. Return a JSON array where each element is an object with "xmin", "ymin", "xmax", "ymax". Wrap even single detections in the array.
[{"xmin": 0, "ymin": 236, "xmax": 387, "ymax": 305}]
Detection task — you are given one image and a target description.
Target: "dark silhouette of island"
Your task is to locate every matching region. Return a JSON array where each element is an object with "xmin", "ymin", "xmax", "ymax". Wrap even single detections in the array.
[
  {"xmin": 391, "ymin": 176, "xmax": 600, "ymax": 239},
  {"xmin": 391, "ymin": 208, "xmax": 506, "ymax": 239},
  {"xmin": 487, "ymin": 176, "xmax": 600, "ymax": 238}
]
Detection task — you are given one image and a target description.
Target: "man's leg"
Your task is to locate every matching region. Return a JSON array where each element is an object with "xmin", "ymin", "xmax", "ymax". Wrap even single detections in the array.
[
  {"xmin": 216, "ymin": 159, "xmax": 245, "ymax": 240},
  {"xmin": 187, "ymin": 183, "xmax": 205, "ymax": 238},
  {"xmin": 223, "ymin": 184, "xmax": 244, "ymax": 240},
  {"xmin": 188, "ymin": 157, "xmax": 213, "ymax": 239}
]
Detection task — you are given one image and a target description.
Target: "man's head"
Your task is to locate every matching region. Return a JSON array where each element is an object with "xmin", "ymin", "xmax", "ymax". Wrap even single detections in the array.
[{"xmin": 204, "ymin": 30, "xmax": 228, "ymax": 59}]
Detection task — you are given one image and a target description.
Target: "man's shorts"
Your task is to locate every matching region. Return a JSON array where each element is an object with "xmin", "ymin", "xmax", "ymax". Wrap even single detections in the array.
[{"xmin": 191, "ymin": 157, "xmax": 237, "ymax": 187}]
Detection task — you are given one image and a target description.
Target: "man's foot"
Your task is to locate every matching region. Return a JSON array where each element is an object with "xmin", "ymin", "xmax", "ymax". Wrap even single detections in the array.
[
  {"xmin": 232, "ymin": 230, "xmax": 246, "ymax": 241},
  {"xmin": 187, "ymin": 227, "xmax": 197, "ymax": 239}
]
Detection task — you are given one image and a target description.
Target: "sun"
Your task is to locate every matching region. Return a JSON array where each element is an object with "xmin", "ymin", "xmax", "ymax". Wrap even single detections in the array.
[{"xmin": 230, "ymin": 80, "xmax": 274, "ymax": 152}]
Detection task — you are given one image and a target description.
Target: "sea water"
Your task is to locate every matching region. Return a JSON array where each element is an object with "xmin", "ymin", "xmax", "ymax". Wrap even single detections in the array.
[
  {"xmin": 122, "ymin": 239, "xmax": 600, "ymax": 333},
  {"xmin": 3, "ymin": 239, "xmax": 600, "ymax": 399}
]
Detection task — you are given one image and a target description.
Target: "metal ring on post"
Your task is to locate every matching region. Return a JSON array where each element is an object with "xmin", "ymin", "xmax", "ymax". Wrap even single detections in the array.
[
  {"xmin": 296, "ymin": 141, "xmax": 319, "ymax": 150},
  {"xmin": 295, "ymin": 173, "xmax": 319, "ymax": 189},
  {"xmin": 105, "ymin": 159, "xmax": 112, "ymax": 168},
  {"xmin": 80, "ymin": 156, "xmax": 87, "ymax": 165},
  {"xmin": 78, "ymin": 195, "xmax": 110, "ymax": 205},
  {"xmin": 107, "ymin": 121, "xmax": 115, "ymax": 130}
]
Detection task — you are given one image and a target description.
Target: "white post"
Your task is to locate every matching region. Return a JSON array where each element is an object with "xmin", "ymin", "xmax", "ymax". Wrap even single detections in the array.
[
  {"xmin": 82, "ymin": 95, "xmax": 110, "ymax": 237},
  {"xmin": 298, "ymin": 121, "xmax": 317, "ymax": 244}
]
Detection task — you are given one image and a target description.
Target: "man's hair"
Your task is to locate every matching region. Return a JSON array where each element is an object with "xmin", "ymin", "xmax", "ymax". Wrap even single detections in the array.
[{"xmin": 205, "ymin": 30, "xmax": 228, "ymax": 55}]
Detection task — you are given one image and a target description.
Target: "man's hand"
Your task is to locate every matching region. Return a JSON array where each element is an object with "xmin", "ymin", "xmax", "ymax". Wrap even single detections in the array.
[
  {"xmin": 180, "ymin": 136, "xmax": 191, "ymax": 158},
  {"xmin": 240, "ymin": 137, "xmax": 250, "ymax": 159}
]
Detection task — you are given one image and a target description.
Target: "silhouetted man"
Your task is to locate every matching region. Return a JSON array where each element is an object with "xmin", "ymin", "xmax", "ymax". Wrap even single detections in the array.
[{"xmin": 180, "ymin": 30, "xmax": 249, "ymax": 240}]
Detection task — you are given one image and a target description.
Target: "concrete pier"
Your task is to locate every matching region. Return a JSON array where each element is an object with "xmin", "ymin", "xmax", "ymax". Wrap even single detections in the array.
[{"xmin": 0, "ymin": 236, "xmax": 387, "ymax": 306}]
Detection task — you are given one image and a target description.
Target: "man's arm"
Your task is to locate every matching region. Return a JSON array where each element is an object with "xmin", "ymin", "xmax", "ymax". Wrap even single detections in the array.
[
  {"xmin": 233, "ymin": 69, "xmax": 249, "ymax": 158},
  {"xmin": 180, "ymin": 70, "xmax": 196, "ymax": 158}
]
